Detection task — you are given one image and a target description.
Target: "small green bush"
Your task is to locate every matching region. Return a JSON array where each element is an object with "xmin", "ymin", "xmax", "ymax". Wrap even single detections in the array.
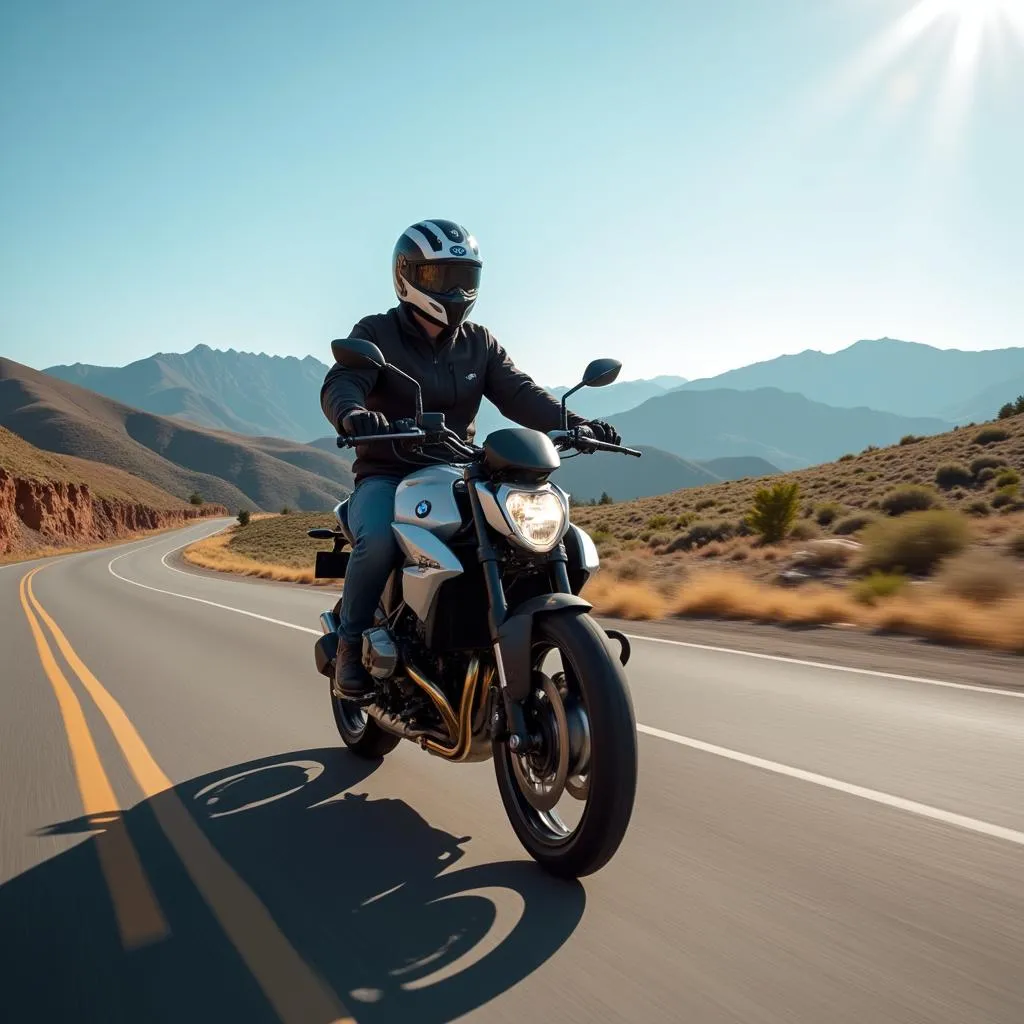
[
  {"xmin": 880, "ymin": 484, "xmax": 938, "ymax": 516},
  {"xmin": 970, "ymin": 455, "xmax": 1007, "ymax": 475},
  {"xmin": 647, "ymin": 532, "xmax": 672, "ymax": 548},
  {"xmin": 976, "ymin": 467, "xmax": 997, "ymax": 485},
  {"xmin": 852, "ymin": 571, "xmax": 907, "ymax": 605},
  {"xmin": 991, "ymin": 489, "xmax": 1016, "ymax": 509},
  {"xmin": 236, "ymin": 509, "xmax": 251, "ymax": 527},
  {"xmin": 934, "ymin": 462, "xmax": 973, "ymax": 490},
  {"xmin": 838, "ymin": 453, "xmax": 855, "ymax": 462},
  {"xmin": 833, "ymin": 512, "xmax": 876, "ymax": 536},
  {"xmin": 859, "ymin": 510, "xmax": 970, "ymax": 576},
  {"xmin": 280, "ymin": 506, "xmax": 292, "ymax": 515},
  {"xmin": 1008, "ymin": 532, "xmax": 1024, "ymax": 558},
  {"xmin": 747, "ymin": 480, "xmax": 800, "ymax": 544},
  {"xmin": 965, "ymin": 499, "xmax": 990, "ymax": 516},
  {"xmin": 674, "ymin": 513, "xmax": 694, "ymax": 529},
  {"xmin": 614, "ymin": 557, "xmax": 649, "ymax": 581},
  {"xmin": 667, "ymin": 520, "xmax": 735, "ymax": 552},
  {"xmin": 789, "ymin": 519, "xmax": 820, "ymax": 541},
  {"xmin": 899, "ymin": 435, "xmax": 922, "ymax": 446},
  {"xmin": 995, "ymin": 469, "xmax": 1020, "ymax": 489},
  {"xmin": 188, "ymin": 492, "xmax": 204, "ymax": 506},
  {"xmin": 862, "ymin": 444, "xmax": 879, "ymax": 454},
  {"xmin": 973, "ymin": 426, "xmax": 1010, "ymax": 446},
  {"xmin": 646, "ymin": 514, "xmax": 672, "ymax": 530},
  {"xmin": 815, "ymin": 501, "xmax": 844, "ymax": 527},
  {"xmin": 694, "ymin": 497, "xmax": 716, "ymax": 512}
]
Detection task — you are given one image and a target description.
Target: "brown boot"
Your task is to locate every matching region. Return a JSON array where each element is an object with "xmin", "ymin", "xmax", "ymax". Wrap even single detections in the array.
[{"xmin": 333, "ymin": 638, "xmax": 374, "ymax": 702}]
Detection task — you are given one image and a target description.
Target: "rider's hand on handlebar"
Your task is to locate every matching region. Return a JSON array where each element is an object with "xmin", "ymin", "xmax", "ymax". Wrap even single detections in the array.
[
  {"xmin": 581, "ymin": 419, "xmax": 622, "ymax": 446},
  {"xmin": 341, "ymin": 409, "xmax": 390, "ymax": 438}
]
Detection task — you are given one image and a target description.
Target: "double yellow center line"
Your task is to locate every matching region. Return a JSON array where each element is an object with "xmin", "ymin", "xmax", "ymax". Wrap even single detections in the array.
[{"xmin": 19, "ymin": 566, "xmax": 353, "ymax": 1024}]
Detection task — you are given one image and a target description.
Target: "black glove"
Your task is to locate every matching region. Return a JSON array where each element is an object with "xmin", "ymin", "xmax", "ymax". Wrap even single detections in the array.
[
  {"xmin": 341, "ymin": 409, "xmax": 390, "ymax": 437},
  {"xmin": 582, "ymin": 419, "xmax": 621, "ymax": 446}
]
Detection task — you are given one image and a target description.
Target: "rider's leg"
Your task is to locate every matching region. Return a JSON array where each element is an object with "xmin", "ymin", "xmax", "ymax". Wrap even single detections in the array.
[{"xmin": 334, "ymin": 475, "xmax": 401, "ymax": 699}]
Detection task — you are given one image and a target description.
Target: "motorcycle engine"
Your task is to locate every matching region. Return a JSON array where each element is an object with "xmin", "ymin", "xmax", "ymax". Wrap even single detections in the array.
[{"xmin": 361, "ymin": 627, "xmax": 399, "ymax": 679}]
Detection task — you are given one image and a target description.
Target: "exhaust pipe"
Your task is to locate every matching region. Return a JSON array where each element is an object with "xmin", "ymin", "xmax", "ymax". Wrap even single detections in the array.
[
  {"xmin": 314, "ymin": 611, "xmax": 340, "ymax": 677},
  {"xmin": 366, "ymin": 705, "xmax": 449, "ymax": 744}
]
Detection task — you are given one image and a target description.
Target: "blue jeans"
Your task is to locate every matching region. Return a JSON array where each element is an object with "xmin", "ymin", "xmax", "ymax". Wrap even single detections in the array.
[{"xmin": 338, "ymin": 476, "xmax": 401, "ymax": 642}]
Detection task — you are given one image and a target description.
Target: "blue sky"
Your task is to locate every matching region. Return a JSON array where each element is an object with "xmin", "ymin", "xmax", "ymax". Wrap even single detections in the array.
[{"xmin": 2, "ymin": 0, "xmax": 1022, "ymax": 385}]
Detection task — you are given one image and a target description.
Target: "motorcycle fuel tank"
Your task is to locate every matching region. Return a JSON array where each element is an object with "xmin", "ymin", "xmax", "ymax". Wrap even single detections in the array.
[{"xmin": 394, "ymin": 466, "xmax": 464, "ymax": 541}]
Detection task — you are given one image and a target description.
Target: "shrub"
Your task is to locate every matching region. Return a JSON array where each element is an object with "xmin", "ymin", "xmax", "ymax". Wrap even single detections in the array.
[
  {"xmin": 789, "ymin": 520, "xmax": 820, "ymax": 541},
  {"xmin": 694, "ymin": 497, "xmax": 716, "ymax": 511},
  {"xmin": 899, "ymin": 434, "xmax": 922, "ymax": 446},
  {"xmin": 852, "ymin": 571, "xmax": 907, "ymax": 605},
  {"xmin": 647, "ymin": 532, "xmax": 672, "ymax": 548},
  {"xmin": 236, "ymin": 509, "xmax": 251, "ymax": 527},
  {"xmin": 646, "ymin": 514, "xmax": 672, "ymax": 530},
  {"xmin": 934, "ymin": 462, "xmax": 973, "ymax": 490},
  {"xmin": 859, "ymin": 510, "xmax": 970, "ymax": 576},
  {"xmin": 939, "ymin": 550, "xmax": 1022, "ymax": 605},
  {"xmin": 815, "ymin": 502, "xmax": 844, "ymax": 527},
  {"xmin": 991, "ymin": 489, "xmax": 1016, "ymax": 509},
  {"xmin": 976, "ymin": 467, "xmax": 997, "ymax": 485},
  {"xmin": 879, "ymin": 484, "xmax": 937, "ymax": 516},
  {"xmin": 970, "ymin": 455, "xmax": 1008, "ymax": 475},
  {"xmin": 598, "ymin": 492, "xmax": 614, "ymax": 505},
  {"xmin": 747, "ymin": 480, "xmax": 800, "ymax": 544},
  {"xmin": 973, "ymin": 426, "xmax": 1010, "ymax": 446},
  {"xmin": 188, "ymin": 492, "xmax": 204, "ymax": 506},
  {"xmin": 1008, "ymin": 532, "xmax": 1024, "ymax": 558},
  {"xmin": 833, "ymin": 512, "xmax": 876, "ymax": 536},
  {"xmin": 995, "ymin": 469, "xmax": 1021, "ymax": 489},
  {"xmin": 667, "ymin": 520, "xmax": 735, "ymax": 552},
  {"xmin": 613, "ymin": 557, "xmax": 649, "ymax": 581},
  {"xmin": 996, "ymin": 396, "xmax": 1024, "ymax": 419},
  {"xmin": 674, "ymin": 513, "xmax": 694, "ymax": 529},
  {"xmin": 838, "ymin": 453, "xmax": 855, "ymax": 462},
  {"xmin": 280, "ymin": 506, "xmax": 292, "ymax": 515},
  {"xmin": 965, "ymin": 499, "xmax": 990, "ymax": 516},
  {"xmin": 862, "ymin": 444, "xmax": 879, "ymax": 454}
]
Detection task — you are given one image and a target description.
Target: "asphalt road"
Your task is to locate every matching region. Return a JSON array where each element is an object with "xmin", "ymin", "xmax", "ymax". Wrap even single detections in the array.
[{"xmin": 2, "ymin": 520, "xmax": 1023, "ymax": 1024}]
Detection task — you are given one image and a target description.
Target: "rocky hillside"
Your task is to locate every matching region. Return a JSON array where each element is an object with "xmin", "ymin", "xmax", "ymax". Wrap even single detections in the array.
[{"xmin": 0, "ymin": 427, "xmax": 225, "ymax": 559}]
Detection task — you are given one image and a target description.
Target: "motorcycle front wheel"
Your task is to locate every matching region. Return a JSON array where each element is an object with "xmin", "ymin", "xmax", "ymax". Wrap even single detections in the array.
[{"xmin": 493, "ymin": 610, "xmax": 638, "ymax": 878}]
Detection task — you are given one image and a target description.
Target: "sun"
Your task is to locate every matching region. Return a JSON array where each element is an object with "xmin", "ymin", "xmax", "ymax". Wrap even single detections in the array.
[{"xmin": 821, "ymin": 0, "xmax": 1024, "ymax": 134}]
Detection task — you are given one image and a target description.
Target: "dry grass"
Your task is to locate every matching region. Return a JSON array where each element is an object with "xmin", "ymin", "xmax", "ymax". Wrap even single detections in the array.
[
  {"xmin": 182, "ymin": 512, "xmax": 343, "ymax": 584},
  {"xmin": 584, "ymin": 566, "xmax": 1024, "ymax": 654}
]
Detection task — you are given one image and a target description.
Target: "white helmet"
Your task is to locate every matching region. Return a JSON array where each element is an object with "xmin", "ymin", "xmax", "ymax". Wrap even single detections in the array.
[{"xmin": 392, "ymin": 220, "xmax": 482, "ymax": 330}]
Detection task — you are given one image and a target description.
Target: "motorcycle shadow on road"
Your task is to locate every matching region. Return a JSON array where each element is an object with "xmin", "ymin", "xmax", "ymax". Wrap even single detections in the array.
[{"xmin": 0, "ymin": 747, "xmax": 586, "ymax": 1023}]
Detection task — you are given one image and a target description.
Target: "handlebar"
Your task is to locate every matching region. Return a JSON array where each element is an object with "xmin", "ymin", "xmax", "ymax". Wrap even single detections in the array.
[{"xmin": 337, "ymin": 424, "xmax": 642, "ymax": 460}]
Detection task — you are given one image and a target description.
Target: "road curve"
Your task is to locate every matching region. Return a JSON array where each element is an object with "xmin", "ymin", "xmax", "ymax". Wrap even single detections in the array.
[{"xmin": 1, "ymin": 521, "xmax": 1023, "ymax": 1023}]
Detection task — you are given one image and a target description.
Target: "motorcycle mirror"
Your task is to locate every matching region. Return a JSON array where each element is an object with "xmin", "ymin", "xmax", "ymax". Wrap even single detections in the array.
[
  {"xmin": 581, "ymin": 358, "xmax": 621, "ymax": 388},
  {"xmin": 331, "ymin": 338, "xmax": 387, "ymax": 371}
]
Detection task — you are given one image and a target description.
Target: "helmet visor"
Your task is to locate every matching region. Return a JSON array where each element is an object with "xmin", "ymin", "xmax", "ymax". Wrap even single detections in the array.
[{"xmin": 408, "ymin": 261, "xmax": 481, "ymax": 296}]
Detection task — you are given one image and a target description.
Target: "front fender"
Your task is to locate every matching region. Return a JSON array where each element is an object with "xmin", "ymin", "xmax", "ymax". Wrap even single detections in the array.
[{"xmin": 497, "ymin": 594, "xmax": 592, "ymax": 701}]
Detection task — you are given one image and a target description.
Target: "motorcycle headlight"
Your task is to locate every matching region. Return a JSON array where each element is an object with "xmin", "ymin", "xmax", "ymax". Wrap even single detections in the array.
[{"xmin": 503, "ymin": 489, "xmax": 566, "ymax": 552}]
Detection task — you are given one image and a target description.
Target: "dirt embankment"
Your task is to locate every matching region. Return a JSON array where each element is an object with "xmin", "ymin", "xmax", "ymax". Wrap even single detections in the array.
[{"xmin": 0, "ymin": 468, "xmax": 226, "ymax": 557}]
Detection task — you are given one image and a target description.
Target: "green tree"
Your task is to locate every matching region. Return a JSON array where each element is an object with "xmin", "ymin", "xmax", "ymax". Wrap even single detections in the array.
[
  {"xmin": 747, "ymin": 480, "xmax": 800, "ymax": 544},
  {"xmin": 598, "ymin": 491, "xmax": 614, "ymax": 505},
  {"xmin": 188, "ymin": 492, "xmax": 203, "ymax": 505},
  {"xmin": 237, "ymin": 509, "xmax": 251, "ymax": 527}
]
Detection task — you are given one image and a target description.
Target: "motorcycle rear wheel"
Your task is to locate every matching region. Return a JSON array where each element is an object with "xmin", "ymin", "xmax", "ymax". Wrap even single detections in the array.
[{"xmin": 493, "ymin": 610, "xmax": 638, "ymax": 878}]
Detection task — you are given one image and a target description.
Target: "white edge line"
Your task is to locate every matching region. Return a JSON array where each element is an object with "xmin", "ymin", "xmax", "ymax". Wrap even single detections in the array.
[
  {"xmin": 103, "ymin": 533, "xmax": 1024, "ymax": 848},
  {"xmin": 636, "ymin": 724, "xmax": 1024, "ymax": 847},
  {"xmin": 623, "ymin": 633, "xmax": 1024, "ymax": 700},
  {"xmin": 108, "ymin": 535, "xmax": 321, "ymax": 637}
]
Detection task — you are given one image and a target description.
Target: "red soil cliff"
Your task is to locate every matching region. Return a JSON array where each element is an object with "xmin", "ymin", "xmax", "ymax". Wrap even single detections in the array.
[{"xmin": 0, "ymin": 468, "xmax": 225, "ymax": 557}]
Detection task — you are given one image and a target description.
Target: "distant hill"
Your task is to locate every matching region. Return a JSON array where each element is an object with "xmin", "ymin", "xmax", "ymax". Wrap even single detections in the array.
[
  {"xmin": 608, "ymin": 386, "xmax": 951, "ymax": 469},
  {"xmin": 552, "ymin": 445, "xmax": 719, "ymax": 502},
  {"xmin": 682, "ymin": 338, "xmax": 1024, "ymax": 421},
  {"xmin": 45, "ymin": 344, "xmax": 332, "ymax": 442},
  {"xmin": 0, "ymin": 359, "xmax": 352, "ymax": 511},
  {"xmin": 942, "ymin": 373, "xmax": 1024, "ymax": 424},
  {"xmin": 698, "ymin": 456, "xmax": 781, "ymax": 481}
]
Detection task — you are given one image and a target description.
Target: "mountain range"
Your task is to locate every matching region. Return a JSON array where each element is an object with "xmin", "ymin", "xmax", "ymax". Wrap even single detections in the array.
[
  {"xmin": 0, "ymin": 359, "xmax": 352, "ymax": 512},
  {"xmin": 680, "ymin": 338, "xmax": 1024, "ymax": 422}
]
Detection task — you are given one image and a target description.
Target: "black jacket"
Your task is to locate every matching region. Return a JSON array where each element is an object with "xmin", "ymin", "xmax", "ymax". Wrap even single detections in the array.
[{"xmin": 321, "ymin": 305, "xmax": 586, "ymax": 482}]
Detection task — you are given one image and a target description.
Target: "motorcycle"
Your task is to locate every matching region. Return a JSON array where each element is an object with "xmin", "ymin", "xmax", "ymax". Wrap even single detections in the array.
[{"xmin": 311, "ymin": 337, "xmax": 642, "ymax": 878}]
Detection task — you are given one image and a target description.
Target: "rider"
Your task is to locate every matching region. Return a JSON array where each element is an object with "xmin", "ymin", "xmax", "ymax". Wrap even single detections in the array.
[{"xmin": 321, "ymin": 219, "xmax": 621, "ymax": 700}]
